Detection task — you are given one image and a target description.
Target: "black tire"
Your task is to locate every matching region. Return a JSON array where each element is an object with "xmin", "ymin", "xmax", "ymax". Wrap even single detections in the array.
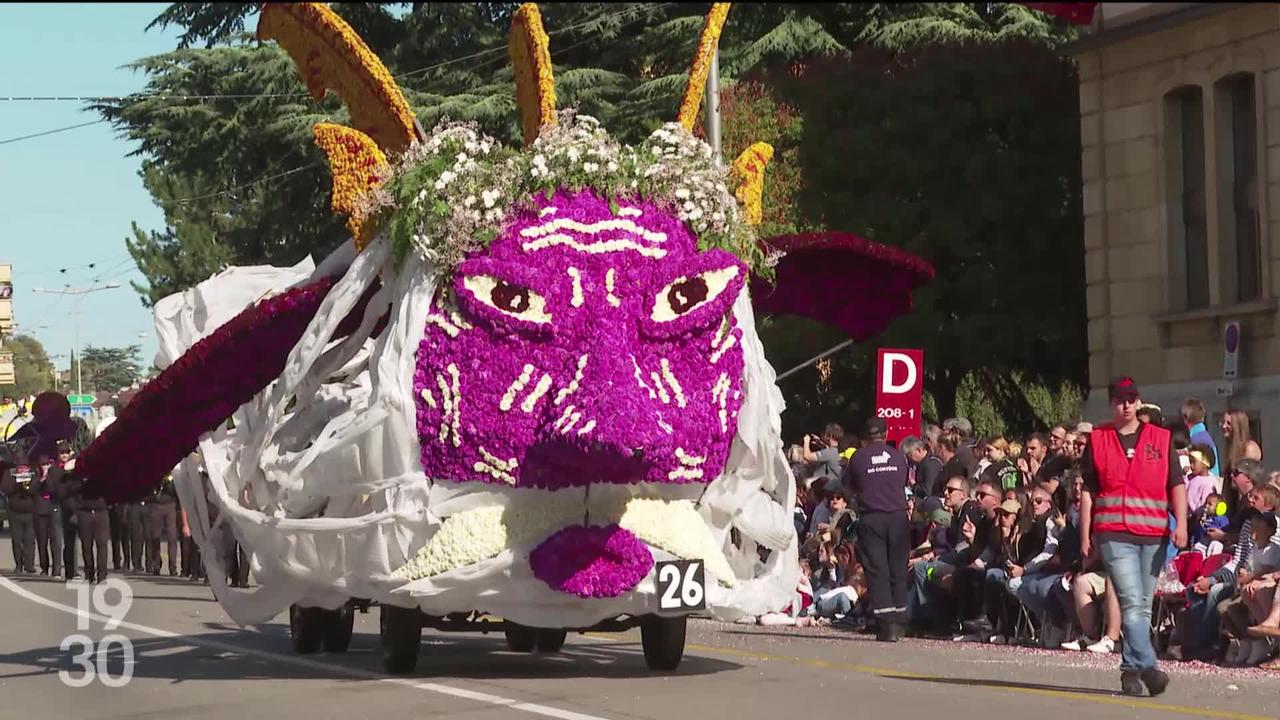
[
  {"xmin": 324, "ymin": 604, "xmax": 355, "ymax": 653},
  {"xmin": 640, "ymin": 615, "xmax": 687, "ymax": 671},
  {"xmin": 289, "ymin": 604, "xmax": 325, "ymax": 655},
  {"xmin": 535, "ymin": 629, "xmax": 567, "ymax": 653},
  {"xmin": 380, "ymin": 604, "xmax": 422, "ymax": 674},
  {"xmin": 505, "ymin": 625, "xmax": 538, "ymax": 652}
]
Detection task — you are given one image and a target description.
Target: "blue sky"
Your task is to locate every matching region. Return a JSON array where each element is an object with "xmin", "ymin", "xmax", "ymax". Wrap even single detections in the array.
[{"xmin": 1, "ymin": 4, "xmax": 190, "ymax": 381}]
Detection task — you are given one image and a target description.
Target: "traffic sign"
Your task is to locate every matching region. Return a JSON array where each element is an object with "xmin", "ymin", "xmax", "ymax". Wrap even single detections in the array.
[
  {"xmin": 875, "ymin": 348, "xmax": 924, "ymax": 443},
  {"xmin": 68, "ymin": 393, "xmax": 96, "ymax": 406},
  {"xmin": 1223, "ymin": 321, "xmax": 1240, "ymax": 380}
]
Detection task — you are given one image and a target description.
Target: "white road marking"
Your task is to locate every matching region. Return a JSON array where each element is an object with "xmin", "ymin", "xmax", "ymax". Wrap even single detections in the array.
[{"xmin": 0, "ymin": 576, "xmax": 614, "ymax": 720}]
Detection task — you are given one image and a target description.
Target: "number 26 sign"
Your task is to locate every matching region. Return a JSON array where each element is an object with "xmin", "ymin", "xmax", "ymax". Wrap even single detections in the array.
[
  {"xmin": 656, "ymin": 560, "xmax": 706, "ymax": 611},
  {"xmin": 875, "ymin": 348, "xmax": 924, "ymax": 443}
]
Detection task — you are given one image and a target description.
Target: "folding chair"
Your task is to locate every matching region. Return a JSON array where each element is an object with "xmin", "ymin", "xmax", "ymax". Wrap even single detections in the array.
[
  {"xmin": 1014, "ymin": 602, "xmax": 1042, "ymax": 646},
  {"xmin": 1152, "ymin": 591, "xmax": 1187, "ymax": 655}
]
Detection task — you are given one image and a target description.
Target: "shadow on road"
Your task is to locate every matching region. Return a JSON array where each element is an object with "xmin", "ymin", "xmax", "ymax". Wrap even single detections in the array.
[
  {"xmin": 0, "ymin": 628, "xmax": 739, "ymax": 683},
  {"xmin": 891, "ymin": 674, "xmax": 1119, "ymax": 697}
]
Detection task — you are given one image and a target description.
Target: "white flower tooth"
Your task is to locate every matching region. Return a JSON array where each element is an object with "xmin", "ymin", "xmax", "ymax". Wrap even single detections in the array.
[
  {"xmin": 554, "ymin": 354, "xmax": 589, "ymax": 405},
  {"xmin": 660, "ymin": 358, "xmax": 686, "ymax": 408},
  {"xmin": 710, "ymin": 333, "xmax": 737, "ymax": 364},
  {"xmin": 605, "ymin": 269, "xmax": 621, "ymax": 308},
  {"xmin": 649, "ymin": 371, "xmax": 671, "ymax": 405},
  {"xmin": 520, "ymin": 373, "xmax": 553, "ymax": 413},
  {"xmin": 448, "ymin": 363, "xmax": 462, "ymax": 448},
  {"xmin": 500, "ymin": 364, "xmax": 535, "ymax": 412},
  {"xmin": 567, "ymin": 267, "xmax": 584, "ymax": 308}
]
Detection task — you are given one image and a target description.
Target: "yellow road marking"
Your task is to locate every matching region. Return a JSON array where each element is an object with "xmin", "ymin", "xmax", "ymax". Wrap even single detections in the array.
[{"xmin": 587, "ymin": 632, "xmax": 1274, "ymax": 720}]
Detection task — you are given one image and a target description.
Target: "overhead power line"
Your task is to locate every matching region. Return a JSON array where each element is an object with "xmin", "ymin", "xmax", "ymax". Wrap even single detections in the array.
[
  {"xmin": 0, "ymin": 119, "xmax": 108, "ymax": 145},
  {"xmin": 0, "ymin": 3, "xmax": 674, "ymax": 105}
]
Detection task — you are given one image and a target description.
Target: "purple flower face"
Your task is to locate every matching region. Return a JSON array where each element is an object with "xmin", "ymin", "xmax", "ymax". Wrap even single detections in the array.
[{"xmin": 414, "ymin": 189, "xmax": 746, "ymax": 490}]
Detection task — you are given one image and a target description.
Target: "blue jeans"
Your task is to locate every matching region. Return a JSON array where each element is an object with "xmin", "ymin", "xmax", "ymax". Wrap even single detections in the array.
[
  {"xmin": 813, "ymin": 591, "xmax": 854, "ymax": 618},
  {"xmin": 908, "ymin": 560, "xmax": 955, "ymax": 629},
  {"xmin": 1017, "ymin": 572, "xmax": 1069, "ymax": 625},
  {"xmin": 1185, "ymin": 582, "xmax": 1234, "ymax": 654},
  {"xmin": 1100, "ymin": 539, "xmax": 1166, "ymax": 672}
]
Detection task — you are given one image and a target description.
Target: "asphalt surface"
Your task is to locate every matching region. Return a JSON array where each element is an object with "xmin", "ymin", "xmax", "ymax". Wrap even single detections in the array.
[{"xmin": 1, "ymin": 564, "xmax": 1279, "ymax": 720}]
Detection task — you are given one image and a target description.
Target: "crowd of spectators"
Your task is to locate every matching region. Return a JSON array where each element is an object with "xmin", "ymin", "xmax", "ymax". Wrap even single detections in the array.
[{"xmin": 760, "ymin": 399, "xmax": 1280, "ymax": 672}]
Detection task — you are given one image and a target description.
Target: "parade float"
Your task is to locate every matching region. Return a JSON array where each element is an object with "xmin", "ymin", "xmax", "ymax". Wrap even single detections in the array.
[{"xmin": 76, "ymin": 2, "xmax": 933, "ymax": 673}]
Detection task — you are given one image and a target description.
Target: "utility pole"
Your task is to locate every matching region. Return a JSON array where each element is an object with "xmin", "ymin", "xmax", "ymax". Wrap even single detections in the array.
[
  {"xmin": 32, "ymin": 283, "xmax": 120, "ymax": 394},
  {"xmin": 704, "ymin": 45, "xmax": 722, "ymax": 168}
]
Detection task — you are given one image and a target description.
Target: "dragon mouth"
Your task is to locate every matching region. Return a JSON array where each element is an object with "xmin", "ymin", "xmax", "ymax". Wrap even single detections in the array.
[{"xmin": 518, "ymin": 439, "xmax": 650, "ymax": 489}]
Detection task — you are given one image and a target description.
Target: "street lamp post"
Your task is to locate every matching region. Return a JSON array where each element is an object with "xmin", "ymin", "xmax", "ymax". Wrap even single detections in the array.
[
  {"xmin": 32, "ymin": 283, "xmax": 120, "ymax": 395},
  {"xmin": 46, "ymin": 353, "xmax": 67, "ymax": 392}
]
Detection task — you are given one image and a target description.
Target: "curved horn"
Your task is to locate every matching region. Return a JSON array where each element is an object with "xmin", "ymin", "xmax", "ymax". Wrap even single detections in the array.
[
  {"xmin": 677, "ymin": 3, "xmax": 732, "ymax": 131},
  {"xmin": 258, "ymin": 3, "xmax": 418, "ymax": 153},
  {"xmin": 313, "ymin": 123, "xmax": 389, "ymax": 251},
  {"xmin": 732, "ymin": 142, "xmax": 773, "ymax": 226},
  {"xmin": 509, "ymin": 3, "xmax": 557, "ymax": 147}
]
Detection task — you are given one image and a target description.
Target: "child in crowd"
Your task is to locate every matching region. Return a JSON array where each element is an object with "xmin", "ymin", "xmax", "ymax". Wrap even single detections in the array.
[
  {"xmin": 1189, "ymin": 491, "xmax": 1230, "ymax": 557},
  {"xmin": 1222, "ymin": 512, "xmax": 1280, "ymax": 665},
  {"xmin": 1186, "ymin": 444, "xmax": 1222, "ymax": 512}
]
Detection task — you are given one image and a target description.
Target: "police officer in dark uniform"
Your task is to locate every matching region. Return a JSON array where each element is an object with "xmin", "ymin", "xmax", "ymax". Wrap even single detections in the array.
[
  {"xmin": 844, "ymin": 417, "xmax": 911, "ymax": 642},
  {"xmin": 53, "ymin": 459, "xmax": 111, "ymax": 583},
  {"xmin": 126, "ymin": 498, "xmax": 150, "ymax": 573},
  {"xmin": 149, "ymin": 474, "xmax": 179, "ymax": 576},
  {"xmin": 108, "ymin": 503, "xmax": 127, "ymax": 572}
]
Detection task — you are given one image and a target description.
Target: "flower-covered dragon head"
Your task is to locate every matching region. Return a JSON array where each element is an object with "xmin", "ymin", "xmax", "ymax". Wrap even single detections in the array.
[
  {"xmin": 75, "ymin": 2, "xmax": 934, "ymax": 607},
  {"xmin": 385, "ymin": 116, "xmax": 758, "ymax": 491}
]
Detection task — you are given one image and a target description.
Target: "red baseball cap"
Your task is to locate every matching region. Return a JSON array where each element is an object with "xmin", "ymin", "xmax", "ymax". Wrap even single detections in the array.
[{"xmin": 1108, "ymin": 376, "xmax": 1140, "ymax": 402}]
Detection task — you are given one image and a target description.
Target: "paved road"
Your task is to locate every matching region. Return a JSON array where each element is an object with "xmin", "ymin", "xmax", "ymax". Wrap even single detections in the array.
[{"xmin": 1, "ymin": 571, "xmax": 1277, "ymax": 720}]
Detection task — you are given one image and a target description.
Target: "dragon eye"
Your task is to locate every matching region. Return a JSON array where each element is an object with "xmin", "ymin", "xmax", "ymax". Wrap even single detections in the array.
[
  {"xmin": 462, "ymin": 275, "xmax": 552, "ymax": 325},
  {"xmin": 651, "ymin": 266, "xmax": 740, "ymax": 323}
]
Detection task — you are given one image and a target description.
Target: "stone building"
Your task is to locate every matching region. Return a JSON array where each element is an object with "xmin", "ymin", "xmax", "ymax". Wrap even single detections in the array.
[{"xmin": 1072, "ymin": 3, "xmax": 1280, "ymax": 456}]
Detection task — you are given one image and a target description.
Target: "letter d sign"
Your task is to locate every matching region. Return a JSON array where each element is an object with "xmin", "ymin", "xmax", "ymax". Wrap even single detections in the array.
[{"xmin": 875, "ymin": 348, "xmax": 924, "ymax": 443}]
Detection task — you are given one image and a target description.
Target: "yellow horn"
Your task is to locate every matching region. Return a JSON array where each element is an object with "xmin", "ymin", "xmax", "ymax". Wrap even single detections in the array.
[
  {"xmin": 258, "ymin": 3, "xmax": 417, "ymax": 153},
  {"xmin": 509, "ymin": 3, "xmax": 557, "ymax": 147},
  {"xmin": 313, "ymin": 123, "xmax": 389, "ymax": 251},
  {"xmin": 732, "ymin": 142, "xmax": 773, "ymax": 226},
  {"xmin": 677, "ymin": 3, "xmax": 732, "ymax": 131}
]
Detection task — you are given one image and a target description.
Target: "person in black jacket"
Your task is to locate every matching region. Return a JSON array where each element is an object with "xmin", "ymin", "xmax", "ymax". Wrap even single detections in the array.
[
  {"xmin": 943, "ymin": 480, "xmax": 1003, "ymax": 635},
  {"xmin": 1, "ymin": 449, "xmax": 38, "ymax": 573},
  {"xmin": 54, "ymin": 443, "xmax": 80, "ymax": 580},
  {"xmin": 149, "ymin": 474, "xmax": 180, "ymax": 576},
  {"xmin": 845, "ymin": 417, "xmax": 911, "ymax": 642},
  {"xmin": 30, "ymin": 453, "xmax": 63, "ymax": 577},
  {"xmin": 53, "ymin": 457, "xmax": 110, "ymax": 584}
]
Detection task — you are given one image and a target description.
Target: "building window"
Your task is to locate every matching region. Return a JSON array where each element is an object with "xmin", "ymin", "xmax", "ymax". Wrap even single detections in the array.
[
  {"xmin": 1216, "ymin": 73, "xmax": 1261, "ymax": 304},
  {"xmin": 1164, "ymin": 86, "xmax": 1208, "ymax": 310}
]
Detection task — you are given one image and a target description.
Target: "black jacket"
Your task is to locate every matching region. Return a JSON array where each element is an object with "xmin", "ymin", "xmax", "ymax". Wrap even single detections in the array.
[
  {"xmin": 0, "ymin": 465, "xmax": 38, "ymax": 513},
  {"xmin": 53, "ymin": 466, "xmax": 107, "ymax": 512}
]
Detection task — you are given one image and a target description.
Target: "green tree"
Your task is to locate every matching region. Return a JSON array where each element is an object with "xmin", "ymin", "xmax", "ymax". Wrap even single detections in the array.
[
  {"xmin": 73, "ymin": 345, "xmax": 143, "ymax": 395},
  {"xmin": 0, "ymin": 335, "xmax": 54, "ymax": 397},
  {"xmin": 102, "ymin": 3, "xmax": 1083, "ymax": 438},
  {"xmin": 769, "ymin": 39, "xmax": 1085, "ymax": 430}
]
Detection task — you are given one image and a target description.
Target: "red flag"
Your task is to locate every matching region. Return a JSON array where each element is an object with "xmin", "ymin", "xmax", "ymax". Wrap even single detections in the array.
[{"xmin": 1020, "ymin": 2, "xmax": 1098, "ymax": 25}]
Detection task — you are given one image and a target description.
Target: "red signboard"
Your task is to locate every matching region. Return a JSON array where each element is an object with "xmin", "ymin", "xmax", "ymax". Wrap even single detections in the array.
[{"xmin": 875, "ymin": 348, "xmax": 924, "ymax": 444}]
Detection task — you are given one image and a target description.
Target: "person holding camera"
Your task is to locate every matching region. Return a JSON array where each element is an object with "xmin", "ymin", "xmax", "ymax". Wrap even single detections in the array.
[
  {"xmin": 802, "ymin": 424, "xmax": 845, "ymax": 487},
  {"xmin": 1, "ymin": 449, "xmax": 38, "ymax": 573}
]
